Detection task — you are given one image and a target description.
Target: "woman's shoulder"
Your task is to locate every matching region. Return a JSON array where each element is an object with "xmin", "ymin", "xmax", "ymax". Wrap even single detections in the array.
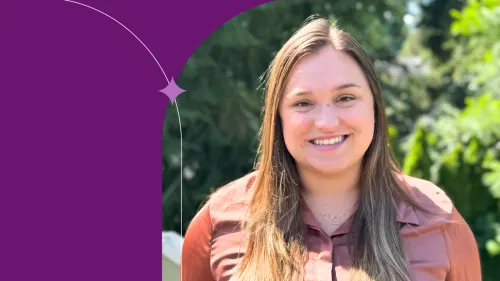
[
  {"xmin": 397, "ymin": 174, "xmax": 482, "ymax": 279},
  {"xmin": 397, "ymin": 174, "xmax": 477, "ymax": 247},
  {"xmin": 201, "ymin": 170, "xmax": 259, "ymax": 225},
  {"xmin": 397, "ymin": 174, "xmax": 455, "ymax": 219},
  {"xmin": 186, "ymin": 171, "xmax": 258, "ymax": 231},
  {"xmin": 208, "ymin": 170, "xmax": 258, "ymax": 207}
]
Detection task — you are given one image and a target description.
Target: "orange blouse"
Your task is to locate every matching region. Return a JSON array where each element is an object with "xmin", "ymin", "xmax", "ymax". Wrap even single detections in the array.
[{"xmin": 181, "ymin": 171, "xmax": 482, "ymax": 281}]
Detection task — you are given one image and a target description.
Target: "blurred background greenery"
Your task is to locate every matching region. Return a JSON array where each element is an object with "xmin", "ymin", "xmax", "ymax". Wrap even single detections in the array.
[{"xmin": 163, "ymin": 0, "xmax": 500, "ymax": 279}]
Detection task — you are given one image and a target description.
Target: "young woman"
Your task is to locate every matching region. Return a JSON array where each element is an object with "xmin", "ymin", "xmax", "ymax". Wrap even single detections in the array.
[{"xmin": 180, "ymin": 16, "xmax": 482, "ymax": 281}]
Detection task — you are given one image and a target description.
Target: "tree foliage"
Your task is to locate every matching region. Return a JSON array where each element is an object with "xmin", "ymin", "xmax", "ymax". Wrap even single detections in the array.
[{"xmin": 448, "ymin": 0, "xmax": 500, "ymax": 97}]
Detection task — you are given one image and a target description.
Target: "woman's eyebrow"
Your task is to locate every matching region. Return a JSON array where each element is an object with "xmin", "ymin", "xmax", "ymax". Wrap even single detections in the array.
[
  {"xmin": 287, "ymin": 83, "xmax": 361, "ymax": 97},
  {"xmin": 331, "ymin": 83, "xmax": 361, "ymax": 92}
]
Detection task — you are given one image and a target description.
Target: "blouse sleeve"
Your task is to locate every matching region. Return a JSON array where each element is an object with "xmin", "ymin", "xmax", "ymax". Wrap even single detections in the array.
[
  {"xmin": 181, "ymin": 200, "xmax": 215, "ymax": 281},
  {"xmin": 443, "ymin": 206, "xmax": 482, "ymax": 281}
]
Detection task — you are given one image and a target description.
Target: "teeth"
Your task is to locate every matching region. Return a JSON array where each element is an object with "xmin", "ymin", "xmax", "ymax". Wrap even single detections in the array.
[{"xmin": 312, "ymin": 136, "xmax": 345, "ymax": 145}]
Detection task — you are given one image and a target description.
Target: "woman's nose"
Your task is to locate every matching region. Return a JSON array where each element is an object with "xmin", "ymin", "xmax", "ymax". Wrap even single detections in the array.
[{"xmin": 314, "ymin": 104, "xmax": 340, "ymax": 130}]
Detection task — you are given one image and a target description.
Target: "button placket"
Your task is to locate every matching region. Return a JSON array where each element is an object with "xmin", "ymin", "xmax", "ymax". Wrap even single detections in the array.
[
  {"xmin": 331, "ymin": 235, "xmax": 352, "ymax": 281},
  {"xmin": 317, "ymin": 231, "xmax": 334, "ymax": 281},
  {"xmin": 330, "ymin": 242, "xmax": 336, "ymax": 281}
]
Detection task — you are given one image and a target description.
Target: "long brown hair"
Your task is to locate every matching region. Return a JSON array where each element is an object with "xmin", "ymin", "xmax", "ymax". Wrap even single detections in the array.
[{"xmin": 237, "ymin": 16, "xmax": 424, "ymax": 281}]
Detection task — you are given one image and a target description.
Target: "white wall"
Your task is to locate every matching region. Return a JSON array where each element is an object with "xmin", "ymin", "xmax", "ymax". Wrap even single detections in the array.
[{"xmin": 162, "ymin": 231, "xmax": 183, "ymax": 281}]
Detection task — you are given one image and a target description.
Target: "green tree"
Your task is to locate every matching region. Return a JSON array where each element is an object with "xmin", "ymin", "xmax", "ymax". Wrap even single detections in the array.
[{"xmin": 448, "ymin": 0, "xmax": 500, "ymax": 97}]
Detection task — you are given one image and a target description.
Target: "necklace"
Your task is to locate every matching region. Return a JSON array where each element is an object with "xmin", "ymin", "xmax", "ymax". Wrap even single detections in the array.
[{"xmin": 304, "ymin": 198, "xmax": 358, "ymax": 225}]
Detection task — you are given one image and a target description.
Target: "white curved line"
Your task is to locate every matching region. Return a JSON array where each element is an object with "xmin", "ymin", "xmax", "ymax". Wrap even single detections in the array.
[
  {"xmin": 64, "ymin": 0, "xmax": 168, "ymax": 81},
  {"xmin": 64, "ymin": 0, "xmax": 184, "ymax": 239}
]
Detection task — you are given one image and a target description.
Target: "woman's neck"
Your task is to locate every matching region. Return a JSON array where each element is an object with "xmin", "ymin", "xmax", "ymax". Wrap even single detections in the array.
[{"xmin": 298, "ymin": 164, "xmax": 361, "ymax": 208}]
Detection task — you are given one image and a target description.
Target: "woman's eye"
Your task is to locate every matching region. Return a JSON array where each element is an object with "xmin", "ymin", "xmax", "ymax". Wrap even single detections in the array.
[
  {"xmin": 294, "ymin": 101, "xmax": 311, "ymax": 107},
  {"xmin": 337, "ymin": 96, "xmax": 356, "ymax": 103}
]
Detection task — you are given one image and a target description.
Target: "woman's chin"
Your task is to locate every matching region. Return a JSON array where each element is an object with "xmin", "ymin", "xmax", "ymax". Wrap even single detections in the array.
[
  {"xmin": 302, "ymin": 160, "xmax": 352, "ymax": 176},
  {"xmin": 316, "ymin": 167, "xmax": 350, "ymax": 176}
]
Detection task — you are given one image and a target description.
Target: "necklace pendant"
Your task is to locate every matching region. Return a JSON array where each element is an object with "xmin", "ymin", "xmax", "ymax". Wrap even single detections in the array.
[
  {"xmin": 331, "ymin": 216, "xmax": 341, "ymax": 225},
  {"xmin": 324, "ymin": 214, "xmax": 341, "ymax": 225}
]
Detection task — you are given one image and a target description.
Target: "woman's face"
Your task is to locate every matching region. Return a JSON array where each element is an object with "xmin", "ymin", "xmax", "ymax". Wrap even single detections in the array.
[{"xmin": 278, "ymin": 46, "xmax": 375, "ymax": 176}]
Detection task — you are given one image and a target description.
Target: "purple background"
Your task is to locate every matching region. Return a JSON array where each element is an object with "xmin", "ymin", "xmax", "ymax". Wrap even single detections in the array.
[{"xmin": 0, "ymin": 0, "xmax": 270, "ymax": 280}]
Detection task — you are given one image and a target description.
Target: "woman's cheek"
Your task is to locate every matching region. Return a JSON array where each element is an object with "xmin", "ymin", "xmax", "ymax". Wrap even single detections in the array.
[
  {"xmin": 282, "ymin": 112, "xmax": 312, "ymax": 151},
  {"xmin": 289, "ymin": 111, "xmax": 314, "ymax": 131},
  {"xmin": 341, "ymin": 107, "xmax": 374, "ymax": 130}
]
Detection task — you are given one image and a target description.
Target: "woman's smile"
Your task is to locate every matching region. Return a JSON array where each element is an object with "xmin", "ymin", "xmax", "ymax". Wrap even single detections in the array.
[{"xmin": 308, "ymin": 134, "xmax": 350, "ymax": 151}]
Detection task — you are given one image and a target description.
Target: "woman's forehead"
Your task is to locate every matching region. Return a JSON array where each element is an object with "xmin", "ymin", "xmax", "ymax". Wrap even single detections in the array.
[{"xmin": 284, "ymin": 47, "xmax": 369, "ymax": 95}]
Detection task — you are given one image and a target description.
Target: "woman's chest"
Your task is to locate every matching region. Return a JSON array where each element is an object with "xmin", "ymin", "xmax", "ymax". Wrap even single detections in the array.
[{"xmin": 210, "ymin": 227, "xmax": 450, "ymax": 281}]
